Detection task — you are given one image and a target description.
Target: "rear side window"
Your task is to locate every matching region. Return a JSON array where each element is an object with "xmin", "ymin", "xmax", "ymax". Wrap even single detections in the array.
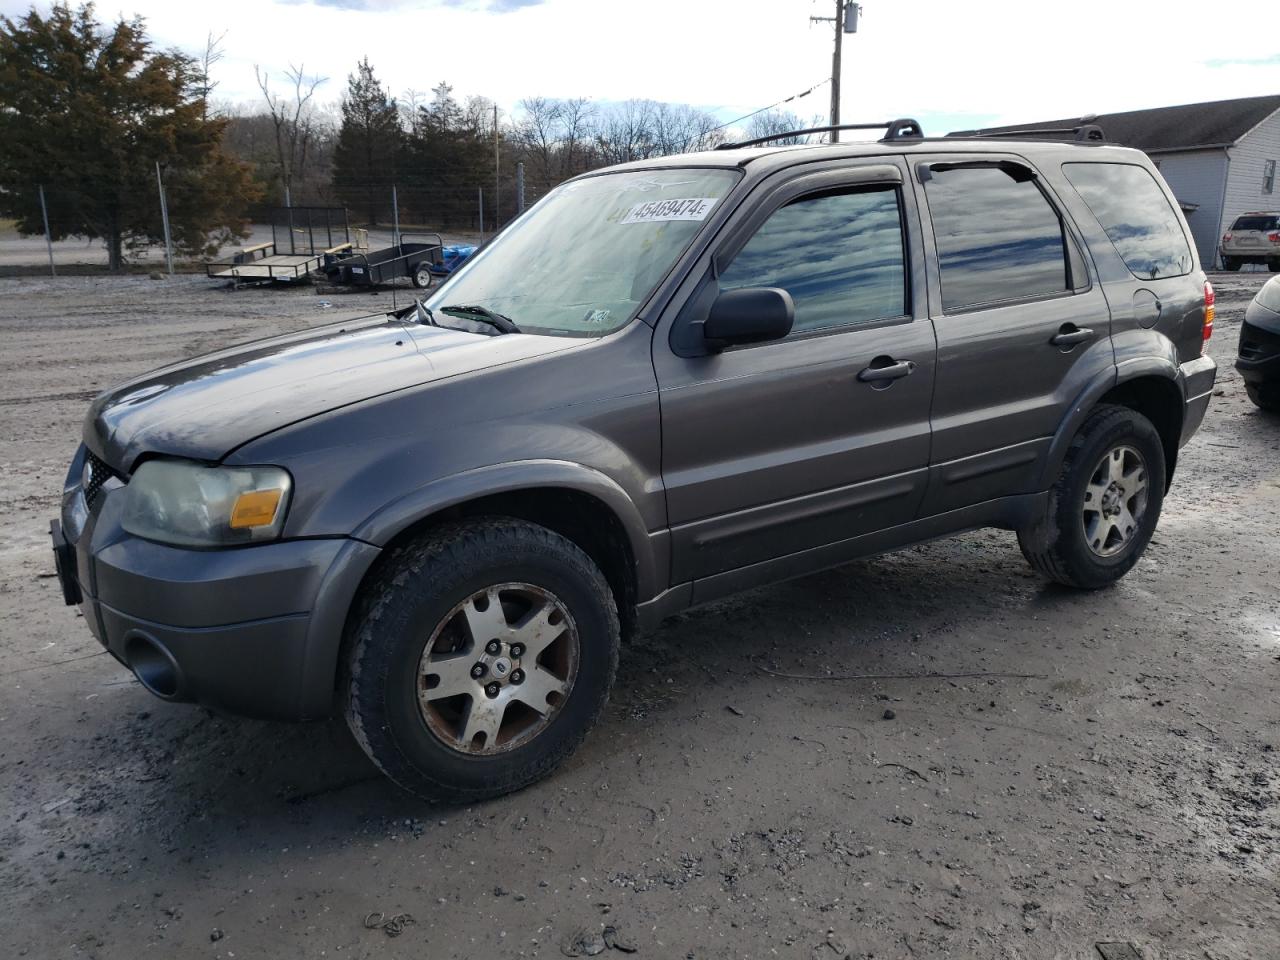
[
  {"xmin": 1063, "ymin": 162, "xmax": 1193, "ymax": 280},
  {"xmin": 1231, "ymin": 215, "xmax": 1279, "ymax": 232},
  {"xmin": 719, "ymin": 185, "xmax": 907, "ymax": 335},
  {"xmin": 923, "ymin": 164, "xmax": 1073, "ymax": 312}
]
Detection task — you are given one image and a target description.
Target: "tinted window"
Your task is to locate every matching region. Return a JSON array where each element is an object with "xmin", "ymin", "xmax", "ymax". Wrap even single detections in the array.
[
  {"xmin": 1232, "ymin": 215, "xmax": 1279, "ymax": 232},
  {"xmin": 924, "ymin": 165, "xmax": 1070, "ymax": 311},
  {"xmin": 719, "ymin": 186, "xmax": 906, "ymax": 335},
  {"xmin": 1063, "ymin": 162, "xmax": 1193, "ymax": 280}
]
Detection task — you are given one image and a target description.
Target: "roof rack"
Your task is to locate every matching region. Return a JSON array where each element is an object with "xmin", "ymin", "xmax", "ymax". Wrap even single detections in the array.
[
  {"xmin": 716, "ymin": 117, "xmax": 924, "ymax": 150},
  {"xmin": 963, "ymin": 123, "xmax": 1106, "ymax": 143}
]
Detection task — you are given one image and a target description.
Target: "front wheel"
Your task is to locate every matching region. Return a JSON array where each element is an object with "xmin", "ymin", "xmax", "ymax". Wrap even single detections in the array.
[
  {"xmin": 343, "ymin": 518, "xmax": 620, "ymax": 803},
  {"xmin": 1017, "ymin": 404, "xmax": 1166, "ymax": 589},
  {"xmin": 1246, "ymin": 381, "xmax": 1280, "ymax": 412}
]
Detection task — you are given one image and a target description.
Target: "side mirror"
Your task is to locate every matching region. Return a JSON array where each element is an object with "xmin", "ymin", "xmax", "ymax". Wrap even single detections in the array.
[{"xmin": 703, "ymin": 287, "xmax": 795, "ymax": 351}]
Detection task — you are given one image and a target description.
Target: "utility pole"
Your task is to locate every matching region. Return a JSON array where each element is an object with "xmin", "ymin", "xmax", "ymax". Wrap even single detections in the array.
[
  {"xmin": 38, "ymin": 184, "xmax": 56, "ymax": 278},
  {"xmin": 155, "ymin": 162, "xmax": 174, "ymax": 276},
  {"xmin": 811, "ymin": 1, "xmax": 861, "ymax": 143},
  {"xmin": 493, "ymin": 103, "xmax": 500, "ymax": 231}
]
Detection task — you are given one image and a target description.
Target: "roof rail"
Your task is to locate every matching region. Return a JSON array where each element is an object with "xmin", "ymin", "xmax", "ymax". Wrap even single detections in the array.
[
  {"xmin": 716, "ymin": 117, "xmax": 924, "ymax": 150},
  {"xmin": 963, "ymin": 123, "xmax": 1106, "ymax": 143}
]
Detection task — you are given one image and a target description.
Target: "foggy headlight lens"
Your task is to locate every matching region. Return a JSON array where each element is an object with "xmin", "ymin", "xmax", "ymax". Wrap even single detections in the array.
[{"xmin": 121, "ymin": 460, "xmax": 292, "ymax": 547}]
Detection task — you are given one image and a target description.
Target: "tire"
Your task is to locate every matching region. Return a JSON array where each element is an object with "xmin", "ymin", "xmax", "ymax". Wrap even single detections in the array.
[
  {"xmin": 1017, "ymin": 404, "xmax": 1166, "ymax": 589},
  {"xmin": 343, "ymin": 517, "xmax": 620, "ymax": 803},
  {"xmin": 411, "ymin": 263, "xmax": 433, "ymax": 289},
  {"xmin": 1222, "ymin": 256, "xmax": 1241, "ymax": 271},
  {"xmin": 1268, "ymin": 259, "xmax": 1280, "ymax": 274},
  {"xmin": 1245, "ymin": 382, "xmax": 1280, "ymax": 412}
]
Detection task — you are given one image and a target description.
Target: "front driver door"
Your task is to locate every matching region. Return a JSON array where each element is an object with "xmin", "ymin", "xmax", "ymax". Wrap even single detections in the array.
[{"xmin": 654, "ymin": 160, "xmax": 936, "ymax": 585}]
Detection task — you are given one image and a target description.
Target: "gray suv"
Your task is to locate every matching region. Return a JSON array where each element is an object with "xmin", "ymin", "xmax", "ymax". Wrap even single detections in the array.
[{"xmin": 51, "ymin": 121, "xmax": 1217, "ymax": 801}]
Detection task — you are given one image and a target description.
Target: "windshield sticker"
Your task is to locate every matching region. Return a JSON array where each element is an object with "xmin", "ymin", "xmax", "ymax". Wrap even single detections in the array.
[
  {"xmin": 620, "ymin": 197, "xmax": 718, "ymax": 224},
  {"xmin": 583, "ymin": 309, "xmax": 612, "ymax": 324}
]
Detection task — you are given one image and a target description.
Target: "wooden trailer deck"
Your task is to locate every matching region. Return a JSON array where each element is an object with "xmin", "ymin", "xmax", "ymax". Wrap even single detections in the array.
[{"xmin": 206, "ymin": 241, "xmax": 352, "ymax": 283}]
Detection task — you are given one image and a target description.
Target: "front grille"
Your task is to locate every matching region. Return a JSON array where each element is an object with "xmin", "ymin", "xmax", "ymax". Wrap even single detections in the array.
[
  {"xmin": 83, "ymin": 450, "xmax": 121, "ymax": 509},
  {"xmin": 1239, "ymin": 320, "xmax": 1280, "ymax": 363}
]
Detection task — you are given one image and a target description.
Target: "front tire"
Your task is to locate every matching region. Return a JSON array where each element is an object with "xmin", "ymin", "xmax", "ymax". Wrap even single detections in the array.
[
  {"xmin": 1246, "ymin": 381, "xmax": 1280, "ymax": 412},
  {"xmin": 343, "ymin": 518, "xmax": 620, "ymax": 803},
  {"xmin": 1017, "ymin": 404, "xmax": 1165, "ymax": 589}
]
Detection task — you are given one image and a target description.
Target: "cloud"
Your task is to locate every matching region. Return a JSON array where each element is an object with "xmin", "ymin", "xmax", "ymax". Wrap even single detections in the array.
[{"xmin": 1204, "ymin": 53, "xmax": 1280, "ymax": 68}]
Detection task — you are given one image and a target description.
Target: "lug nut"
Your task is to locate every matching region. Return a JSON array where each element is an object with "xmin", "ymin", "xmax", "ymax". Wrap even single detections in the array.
[
  {"xmin": 486, "ymin": 640, "xmax": 502, "ymax": 655},
  {"xmin": 510, "ymin": 669, "xmax": 525, "ymax": 684},
  {"xmin": 470, "ymin": 663, "xmax": 486, "ymax": 679},
  {"xmin": 485, "ymin": 682, "xmax": 501, "ymax": 698},
  {"xmin": 510, "ymin": 643, "xmax": 525, "ymax": 658}
]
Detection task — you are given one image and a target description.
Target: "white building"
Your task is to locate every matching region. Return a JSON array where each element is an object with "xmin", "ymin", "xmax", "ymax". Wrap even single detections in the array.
[{"xmin": 952, "ymin": 95, "xmax": 1280, "ymax": 268}]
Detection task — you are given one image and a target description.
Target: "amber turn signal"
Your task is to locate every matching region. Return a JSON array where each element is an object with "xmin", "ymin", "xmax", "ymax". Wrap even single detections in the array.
[{"xmin": 230, "ymin": 489, "xmax": 284, "ymax": 529}]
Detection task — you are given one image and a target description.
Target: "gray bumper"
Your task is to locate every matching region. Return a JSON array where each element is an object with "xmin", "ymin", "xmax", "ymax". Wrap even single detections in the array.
[
  {"xmin": 60, "ymin": 461, "xmax": 379, "ymax": 720},
  {"xmin": 1178, "ymin": 353, "xmax": 1217, "ymax": 447}
]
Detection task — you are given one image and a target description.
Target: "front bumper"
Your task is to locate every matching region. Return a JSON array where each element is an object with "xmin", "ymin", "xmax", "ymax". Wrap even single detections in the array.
[
  {"xmin": 1236, "ymin": 305, "xmax": 1280, "ymax": 386},
  {"xmin": 53, "ymin": 449, "xmax": 380, "ymax": 720},
  {"xmin": 1178, "ymin": 353, "xmax": 1217, "ymax": 447}
]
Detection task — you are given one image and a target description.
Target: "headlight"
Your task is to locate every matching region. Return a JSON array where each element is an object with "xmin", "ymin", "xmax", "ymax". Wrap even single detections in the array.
[{"xmin": 121, "ymin": 460, "xmax": 292, "ymax": 547}]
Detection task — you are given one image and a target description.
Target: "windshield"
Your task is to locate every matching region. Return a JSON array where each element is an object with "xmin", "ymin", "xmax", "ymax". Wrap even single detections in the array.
[{"xmin": 424, "ymin": 168, "xmax": 739, "ymax": 336}]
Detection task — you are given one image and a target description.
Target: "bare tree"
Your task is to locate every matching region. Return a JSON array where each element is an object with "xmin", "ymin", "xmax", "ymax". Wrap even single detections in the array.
[
  {"xmin": 743, "ymin": 109, "xmax": 815, "ymax": 145},
  {"xmin": 194, "ymin": 30, "xmax": 226, "ymax": 121},
  {"xmin": 254, "ymin": 63, "xmax": 327, "ymax": 205}
]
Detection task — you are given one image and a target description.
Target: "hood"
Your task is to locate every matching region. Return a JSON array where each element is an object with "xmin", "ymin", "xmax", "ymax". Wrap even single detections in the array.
[{"xmin": 85, "ymin": 315, "xmax": 579, "ymax": 469}]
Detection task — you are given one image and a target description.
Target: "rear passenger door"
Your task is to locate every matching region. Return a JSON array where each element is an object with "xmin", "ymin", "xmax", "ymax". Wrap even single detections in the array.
[
  {"xmin": 656, "ymin": 161, "xmax": 935, "ymax": 583},
  {"xmin": 912, "ymin": 155, "xmax": 1114, "ymax": 516}
]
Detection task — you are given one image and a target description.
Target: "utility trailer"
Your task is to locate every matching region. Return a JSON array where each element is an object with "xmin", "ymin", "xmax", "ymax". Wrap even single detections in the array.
[
  {"xmin": 206, "ymin": 207, "xmax": 351, "ymax": 284},
  {"xmin": 322, "ymin": 233, "xmax": 445, "ymax": 288}
]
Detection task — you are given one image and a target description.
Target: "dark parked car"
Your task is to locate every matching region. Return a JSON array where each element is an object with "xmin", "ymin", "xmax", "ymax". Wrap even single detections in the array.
[
  {"xmin": 1237, "ymin": 274, "xmax": 1280, "ymax": 410},
  {"xmin": 52, "ymin": 122, "xmax": 1217, "ymax": 801}
]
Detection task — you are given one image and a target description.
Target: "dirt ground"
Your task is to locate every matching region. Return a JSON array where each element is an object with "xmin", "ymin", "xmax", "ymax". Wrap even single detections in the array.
[{"xmin": 1, "ymin": 271, "xmax": 1277, "ymax": 960}]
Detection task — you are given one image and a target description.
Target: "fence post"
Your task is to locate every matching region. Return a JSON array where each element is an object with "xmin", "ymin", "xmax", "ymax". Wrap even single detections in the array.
[
  {"xmin": 38, "ymin": 184, "xmax": 56, "ymax": 278},
  {"xmin": 154, "ymin": 162, "xmax": 174, "ymax": 276},
  {"xmin": 516, "ymin": 163, "xmax": 525, "ymax": 214},
  {"xmin": 392, "ymin": 184, "xmax": 400, "ymax": 247},
  {"xmin": 478, "ymin": 186, "xmax": 485, "ymax": 240}
]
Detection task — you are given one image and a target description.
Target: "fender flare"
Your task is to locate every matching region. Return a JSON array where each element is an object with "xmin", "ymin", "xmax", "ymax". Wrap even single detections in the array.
[
  {"xmin": 351, "ymin": 458, "xmax": 661, "ymax": 602},
  {"xmin": 1035, "ymin": 358, "xmax": 1183, "ymax": 490}
]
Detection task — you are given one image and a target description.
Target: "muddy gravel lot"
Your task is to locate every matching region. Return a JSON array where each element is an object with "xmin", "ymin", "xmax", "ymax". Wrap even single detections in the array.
[{"xmin": 1, "ymin": 272, "xmax": 1277, "ymax": 960}]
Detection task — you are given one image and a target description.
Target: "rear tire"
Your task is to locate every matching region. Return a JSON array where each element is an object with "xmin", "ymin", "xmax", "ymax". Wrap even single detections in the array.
[
  {"xmin": 1246, "ymin": 382, "xmax": 1280, "ymax": 412},
  {"xmin": 1222, "ymin": 256, "xmax": 1241, "ymax": 271},
  {"xmin": 1268, "ymin": 259, "xmax": 1280, "ymax": 274},
  {"xmin": 343, "ymin": 518, "xmax": 620, "ymax": 803},
  {"xmin": 1017, "ymin": 404, "xmax": 1165, "ymax": 589}
]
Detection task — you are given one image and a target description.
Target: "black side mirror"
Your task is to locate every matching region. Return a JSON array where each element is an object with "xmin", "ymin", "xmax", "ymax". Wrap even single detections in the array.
[{"xmin": 703, "ymin": 287, "xmax": 795, "ymax": 351}]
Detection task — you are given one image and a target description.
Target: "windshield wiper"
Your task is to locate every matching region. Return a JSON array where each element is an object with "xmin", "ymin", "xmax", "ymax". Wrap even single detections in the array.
[{"xmin": 438, "ymin": 303, "xmax": 521, "ymax": 334}]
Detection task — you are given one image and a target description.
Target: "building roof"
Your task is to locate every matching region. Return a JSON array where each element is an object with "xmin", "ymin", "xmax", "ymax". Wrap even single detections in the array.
[{"xmin": 948, "ymin": 94, "xmax": 1280, "ymax": 153}]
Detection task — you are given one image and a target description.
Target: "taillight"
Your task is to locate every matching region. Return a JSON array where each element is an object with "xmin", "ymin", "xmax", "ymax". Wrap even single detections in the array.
[
  {"xmin": 1269, "ymin": 232, "xmax": 1280, "ymax": 242},
  {"xmin": 1222, "ymin": 233, "xmax": 1232, "ymax": 242},
  {"xmin": 1202, "ymin": 280, "xmax": 1215, "ymax": 349}
]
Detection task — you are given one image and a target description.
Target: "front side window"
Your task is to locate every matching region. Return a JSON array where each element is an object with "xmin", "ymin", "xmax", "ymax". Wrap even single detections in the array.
[
  {"xmin": 1063, "ymin": 162, "xmax": 1193, "ymax": 280},
  {"xmin": 924, "ymin": 164, "xmax": 1071, "ymax": 312},
  {"xmin": 426, "ymin": 168, "xmax": 739, "ymax": 337},
  {"xmin": 718, "ymin": 185, "xmax": 907, "ymax": 335}
]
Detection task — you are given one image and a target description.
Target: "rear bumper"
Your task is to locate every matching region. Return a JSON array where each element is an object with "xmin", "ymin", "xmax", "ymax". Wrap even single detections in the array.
[
  {"xmin": 55, "ymin": 461, "xmax": 379, "ymax": 720},
  {"xmin": 1178, "ymin": 353, "xmax": 1217, "ymax": 446}
]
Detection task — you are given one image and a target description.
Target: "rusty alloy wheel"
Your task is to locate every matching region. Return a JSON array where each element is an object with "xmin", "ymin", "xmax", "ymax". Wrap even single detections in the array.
[{"xmin": 416, "ymin": 582, "xmax": 580, "ymax": 755}]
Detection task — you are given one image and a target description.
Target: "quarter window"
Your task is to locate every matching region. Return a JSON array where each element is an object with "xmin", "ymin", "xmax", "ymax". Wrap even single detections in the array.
[
  {"xmin": 923, "ymin": 164, "xmax": 1072, "ymax": 312},
  {"xmin": 719, "ymin": 186, "xmax": 907, "ymax": 336},
  {"xmin": 1063, "ymin": 162, "xmax": 1193, "ymax": 280}
]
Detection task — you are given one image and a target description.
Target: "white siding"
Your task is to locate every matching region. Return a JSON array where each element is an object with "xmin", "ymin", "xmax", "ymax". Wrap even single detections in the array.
[
  {"xmin": 1152, "ymin": 148, "xmax": 1229, "ymax": 267},
  {"xmin": 1222, "ymin": 107, "xmax": 1280, "ymax": 257}
]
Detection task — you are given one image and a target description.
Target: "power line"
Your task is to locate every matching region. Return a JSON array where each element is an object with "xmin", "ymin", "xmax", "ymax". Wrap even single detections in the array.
[{"xmin": 681, "ymin": 78, "xmax": 832, "ymax": 148}]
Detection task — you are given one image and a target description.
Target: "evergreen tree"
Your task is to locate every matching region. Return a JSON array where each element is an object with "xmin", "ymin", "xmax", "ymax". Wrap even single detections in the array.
[
  {"xmin": 0, "ymin": 3, "xmax": 259, "ymax": 270},
  {"xmin": 332, "ymin": 57, "xmax": 400, "ymax": 226}
]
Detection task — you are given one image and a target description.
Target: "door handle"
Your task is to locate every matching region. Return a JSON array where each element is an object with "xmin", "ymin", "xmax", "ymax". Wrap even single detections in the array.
[
  {"xmin": 1050, "ymin": 325, "xmax": 1094, "ymax": 348},
  {"xmin": 857, "ymin": 358, "xmax": 916, "ymax": 383}
]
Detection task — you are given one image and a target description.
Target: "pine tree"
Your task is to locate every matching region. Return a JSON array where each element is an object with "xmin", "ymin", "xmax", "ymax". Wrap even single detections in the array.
[
  {"xmin": 331, "ymin": 57, "xmax": 400, "ymax": 226},
  {"xmin": 0, "ymin": 3, "xmax": 260, "ymax": 270}
]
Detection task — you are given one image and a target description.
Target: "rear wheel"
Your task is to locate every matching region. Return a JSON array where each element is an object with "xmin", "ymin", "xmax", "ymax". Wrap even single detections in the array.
[
  {"xmin": 343, "ymin": 518, "xmax": 620, "ymax": 803},
  {"xmin": 1268, "ymin": 258, "xmax": 1280, "ymax": 273},
  {"xmin": 1018, "ymin": 404, "xmax": 1165, "ymax": 589},
  {"xmin": 1246, "ymin": 382, "xmax": 1280, "ymax": 412},
  {"xmin": 412, "ymin": 262, "xmax": 433, "ymax": 288},
  {"xmin": 1222, "ymin": 256, "xmax": 1241, "ymax": 271}
]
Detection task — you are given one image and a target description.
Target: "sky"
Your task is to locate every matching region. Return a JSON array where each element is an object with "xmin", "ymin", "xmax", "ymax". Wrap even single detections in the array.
[{"xmin": 3, "ymin": 0, "xmax": 1279, "ymax": 136}]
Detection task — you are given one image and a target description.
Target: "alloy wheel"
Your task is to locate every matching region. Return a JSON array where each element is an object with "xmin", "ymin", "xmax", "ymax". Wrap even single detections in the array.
[{"xmin": 1081, "ymin": 444, "xmax": 1149, "ymax": 557}]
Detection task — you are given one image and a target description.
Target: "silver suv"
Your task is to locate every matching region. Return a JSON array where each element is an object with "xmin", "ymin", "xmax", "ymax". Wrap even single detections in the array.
[{"xmin": 1220, "ymin": 212, "xmax": 1280, "ymax": 271}]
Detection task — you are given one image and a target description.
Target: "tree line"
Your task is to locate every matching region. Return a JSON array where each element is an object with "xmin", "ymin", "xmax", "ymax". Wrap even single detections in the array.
[{"xmin": 0, "ymin": 2, "xmax": 812, "ymax": 267}]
